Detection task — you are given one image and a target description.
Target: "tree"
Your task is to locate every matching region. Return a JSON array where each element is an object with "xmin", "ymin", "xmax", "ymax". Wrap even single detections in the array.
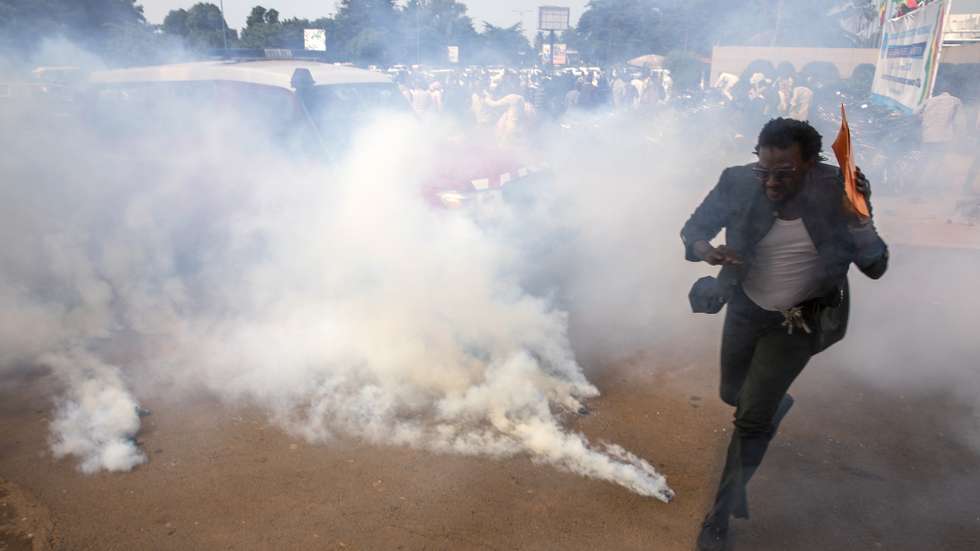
[
  {"xmin": 162, "ymin": 8, "xmax": 190, "ymax": 37},
  {"xmin": 569, "ymin": 0, "xmax": 875, "ymax": 65},
  {"xmin": 402, "ymin": 0, "xmax": 478, "ymax": 65},
  {"xmin": 0, "ymin": 0, "xmax": 147, "ymax": 56},
  {"xmin": 245, "ymin": 5, "xmax": 269, "ymax": 28},
  {"xmin": 574, "ymin": 0, "xmax": 666, "ymax": 65},
  {"xmin": 161, "ymin": 3, "xmax": 236, "ymax": 51},
  {"xmin": 401, "ymin": 0, "xmax": 478, "ymax": 63},
  {"xmin": 104, "ymin": 18, "xmax": 188, "ymax": 66},
  {"xmin": 330, "ymin": 0, "xmax": 400, "ymax": 65},
  {"xmin": 474, "ymin": 22, "xmax": 531, "ymax": 67},
  {"xmin": 533, "ymin": 31, "xmax": 545, "ymax": 53},
  {"xmin": 240, "ymin": 5, "xmax": 284, "ymax": 48}
]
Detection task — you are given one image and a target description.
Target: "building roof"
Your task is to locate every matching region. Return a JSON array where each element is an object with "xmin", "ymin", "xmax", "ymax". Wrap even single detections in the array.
[{"xmin": 89, "ymin": 60, "xmax": 392, "ymax": 89}]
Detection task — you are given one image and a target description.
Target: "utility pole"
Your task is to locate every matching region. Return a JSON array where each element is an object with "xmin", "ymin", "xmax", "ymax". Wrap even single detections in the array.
[
  {"xmin": 549, "ymin": 30, "xmax": 556, "ymax": 70},
  {"xmin": 219, "ymin": 0, "xmax": 229, "ymax": 52},
  {"xmin": 772, "ymin": 0, "xmax": 784, "ymax": 47},
  {"xmin": 513, "ymin": 9, "xmax": 532, "ymax": 31}
]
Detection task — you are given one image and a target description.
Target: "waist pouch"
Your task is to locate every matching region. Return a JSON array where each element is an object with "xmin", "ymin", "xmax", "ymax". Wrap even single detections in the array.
[{"xmin": 688, "ymin": 275, "xmax": 733, "ymax": 314}]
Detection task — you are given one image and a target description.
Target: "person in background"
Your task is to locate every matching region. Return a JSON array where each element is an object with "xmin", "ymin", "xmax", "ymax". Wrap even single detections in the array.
[
  {"xmin": 919, "ymin": 87, "xmax": 965, "ymax": 194},
  {"xmin": 966, "ymin": 108, "xmax": 980, "ymax": 194},
  {"xmin": 956, "ymin": 107, "xmax": 980, "ymax": 222},
  {"xmin": 577, "ymin": 74, "xmax": 597, "ymax": 109},
  {"xmin": 410, "ymin": 76, "xmax": 432, "ymax": 115},
  {"xmin": 921, "ymin": 87, "xmax": 963, "ymax": 146},
  {"xmin": 788, "ymin": 83, "xmax": 814, "ymax": 121},
  {"xmin": 442, "ymin": 77, "xmax": 469, "ymax": 122},
  {"xmin": 682, "ymin": 118, "xmax": 889, "ymax": 551},
  {"xmin": 595, "ymin": 70, "xmax": 611, "ymax": 107},
  {"xmin": 631, "ymin": 72, "xmax": 647, "ymax": 106},
  {"xmin": 565, "ymin": 78, "xmax": 582, "ymax": 111},
  {"xmin": 776, "ymin": 76, "xmax": 794, "ymax": 116},
  {"xmin": 428, "ymin": 81, "xmax": 444, "ymax": 114},
  {"xmin": 714, "ymin": 72, "xmax": 740, "ymax": 102},
  {"xmin": 484, "ymin": 81, "xmax": 528, "ymax": 146},
  {"xmin": 747, "ymin": 72, "xmax": 769, "ymax": 101},
  {"xmin": 622, "ymin": 77, "xmax": 639, "ymax": 110},
  {"xmin": 470, "ymin": 78, "xmax": 492, "ymax": 128},
  {"xmin": 637, "ymin": 72, "xmax": 662, "ymax": 113},
  {"xmin": 612, "ymin": 70, "xmax": 629, "ymax": 109}
]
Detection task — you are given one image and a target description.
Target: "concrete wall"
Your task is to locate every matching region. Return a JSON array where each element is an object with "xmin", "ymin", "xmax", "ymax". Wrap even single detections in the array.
[
  {"xmin": 941, "ymin": 42, "xmax": 980, "ymax": 64},
  {"xmin": 710, "ymin": 46, "xmax": 879, "ymax": 82}
]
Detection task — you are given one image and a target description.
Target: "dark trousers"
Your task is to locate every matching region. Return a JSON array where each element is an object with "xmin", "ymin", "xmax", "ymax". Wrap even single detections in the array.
[{"xmin": 709, "ymin": 288, "xmax": 815, "ymax": 521}]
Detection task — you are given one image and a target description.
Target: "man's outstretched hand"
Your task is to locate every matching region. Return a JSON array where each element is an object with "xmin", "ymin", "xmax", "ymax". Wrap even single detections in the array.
[
  {"xmin": 855, "ymin": 166, "xmax": 872, "ymax": 202},
  {"xmin": 694, "ymin": 241, "xmax": 743, "ymax": 266},
  {"xmin": 845, "ymin": 166, "xmax": 874, "ymax": 224}
]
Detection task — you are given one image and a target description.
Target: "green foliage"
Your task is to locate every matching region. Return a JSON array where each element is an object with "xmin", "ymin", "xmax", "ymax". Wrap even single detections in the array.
[
  {"xmin": 0, "ymin": 0, "xmax": 550, "ymax": 68},
  {"xmin": 181, "ymin": 3, "xmax": 235, "ymax": 50},
  {"xmin": 664, "ymin": 50, "xmax": 705, "ymax": 92},
  {"xmin": 240, "ymin": 5, "xmax": 283, "ymax": 48},
  {"xmin": 570, "ymin": 0, "xmax": 876, "ymax": 65},
  {"xmin": 0, "ymin": 0, "xmax": 146, "ymax": 56},
  {"xmin": 575, "ymin": 0, "xmax": 666, "ymax": 65},
  {"xmin": 235, "ymin": 5, "xmax": 333, "ymax": 50},
  {"xmin": 162, "ymin": 8, "xmax": 189, "ymax": 37},
  {"xmin": 473, "ymin": 22, "xmax": 531, "ymax": 67},
  {"xmin": 331, "ymin": 0, "xmax": 400, "ymax": 64},
  {"xmin": 103, "ymin": 19, "xmax": 188, "ymax": 66},
  {"xmin": 402, "ymin": 0, "xmax": 478, "ymax": 65},
  {"xmin": 161, "ymin": 3, "xmax": 236, "ymax": 51}
]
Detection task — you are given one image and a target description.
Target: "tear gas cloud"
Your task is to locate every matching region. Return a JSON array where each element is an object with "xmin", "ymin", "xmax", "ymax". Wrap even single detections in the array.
[
  {"xmin": 0, "ymin": 41, "xmax": 732, "ymax": 501},
  {"xmin": 4, "ymin": 29, "xmax": 978, "ymax": 504}
]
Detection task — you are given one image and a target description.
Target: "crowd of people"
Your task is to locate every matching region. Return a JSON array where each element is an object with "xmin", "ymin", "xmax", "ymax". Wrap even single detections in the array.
[
  {"xmin": 386, "ymin": 59, "xmax": 979, "ymax": 207},
  {"xmin": 389, "ymin": 65, "xmax": 675, "ymax": 145},
  {"xmin": 712, "ymin": 68, "xmax": 816, "ymax": 128}
]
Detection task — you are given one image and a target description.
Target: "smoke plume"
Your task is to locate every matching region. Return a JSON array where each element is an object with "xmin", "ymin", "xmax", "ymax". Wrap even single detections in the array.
[{"xmin": 0, "ymin": 71, "xmax": 678, "ymax": 501}]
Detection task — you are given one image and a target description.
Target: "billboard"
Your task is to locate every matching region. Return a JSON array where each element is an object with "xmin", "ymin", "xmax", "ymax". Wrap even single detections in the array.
[
  {"xmin": 541, "ymin": 43, "xmax": 568, "ymax": 65},
  {"xmin": 447, "ymin": 45, "xmax": 460, "ymax": 64},
  {"xmin": 304, "ymin": 29, "xmax": 326, "ymax": 52},
  {"xmin": 538, "ymin": 6, "xmax": 570, "ymax": 31},
  {"xmin": 871, "ymin": 0, "xmax": 950, "ymax": 111},
  {"xmin": 552, "ymin": 44, "xmax": 568, "ymax": 65}
]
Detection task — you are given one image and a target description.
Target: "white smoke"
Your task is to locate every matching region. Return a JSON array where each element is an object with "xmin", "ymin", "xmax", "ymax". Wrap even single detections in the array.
[
  {"xmin": 0, "ymin": 88, "xmax": 675, "ymax": 500},
  {"xmin": 45, "ymin": 350, "xmax": 145, "ymax": 474}
]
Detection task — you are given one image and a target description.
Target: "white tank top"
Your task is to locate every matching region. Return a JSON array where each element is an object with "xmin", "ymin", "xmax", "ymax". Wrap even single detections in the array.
[{"xmin": 742, "ymin": 217, "xmax": 823, "ymax": 311}]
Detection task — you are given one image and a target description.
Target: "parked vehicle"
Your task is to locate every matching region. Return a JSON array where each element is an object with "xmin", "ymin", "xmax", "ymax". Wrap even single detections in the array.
[{"xmin": 84, "ymin": 57, "xmax": 540, "ymax": 211}]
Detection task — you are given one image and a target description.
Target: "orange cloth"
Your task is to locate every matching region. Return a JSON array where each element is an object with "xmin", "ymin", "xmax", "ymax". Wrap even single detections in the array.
[{"xmin": 832, "ymin": 104, "xmax": 870, "ymax": 219}]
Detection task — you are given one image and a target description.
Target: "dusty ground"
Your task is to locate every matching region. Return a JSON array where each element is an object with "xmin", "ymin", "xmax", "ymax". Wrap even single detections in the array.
[{"xmin": 1, "ymin": 239, "xmax": 979, "ymax": 550}]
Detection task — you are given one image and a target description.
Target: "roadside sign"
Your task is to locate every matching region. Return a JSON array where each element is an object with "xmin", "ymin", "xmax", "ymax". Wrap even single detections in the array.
[
  {"xmin": 304, "ymin": 29, "xmax": 326, "ymax": 52},
  {"xmin": 538, "ymin": 6, "xmax": 570, "ymax": 31},
  {"xmin": 871, "ymin": 0, "xmax": 950, "ymax": 111},
  {"xmin": 553, "ymin": 44, "xmax": 567, "ymax": 65},
  {"xmin": 448, "ymin": 45, "xmax": 460, "ymax": 64}
]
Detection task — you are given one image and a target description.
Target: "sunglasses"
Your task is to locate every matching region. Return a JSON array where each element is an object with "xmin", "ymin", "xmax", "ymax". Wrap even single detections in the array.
[{"xmin": 752, "ymin": 165, "xmax": 797, "ymax": 184}]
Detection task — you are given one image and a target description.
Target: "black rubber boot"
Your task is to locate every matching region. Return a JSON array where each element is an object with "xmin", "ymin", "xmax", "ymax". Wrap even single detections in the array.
[{"xmin": 696, "ymin": 513, "xmax": 730, "ymax": 551}]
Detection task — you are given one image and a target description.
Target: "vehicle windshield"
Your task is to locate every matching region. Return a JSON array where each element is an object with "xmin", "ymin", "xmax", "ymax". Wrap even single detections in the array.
[{"xmin": 304, "ymin": 83, "xmax": 411, "ymax": 149}]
